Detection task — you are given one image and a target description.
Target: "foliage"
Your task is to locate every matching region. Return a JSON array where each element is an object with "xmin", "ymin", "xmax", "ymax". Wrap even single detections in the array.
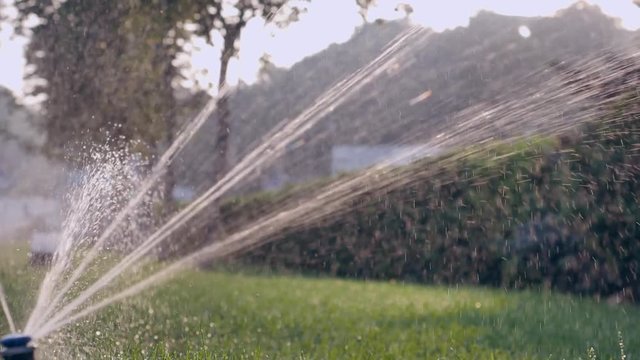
[
  {"xmin": 184, "ymin": 0, "xmax": 306, "ymax": 67},
  {"xmin": 13, "ymin": 0, "xmax": 309, "ymax": 163},
  {"xmin": 177, "ymin": 0, "xmax": 309, "ymax": 176},
  {"xmin": 226, "ymin": 112, "xmax": 640, "ymax": 303},
  {"xmin": 13, "ymin": 0, "xmax": 188, "ymax": 161}
]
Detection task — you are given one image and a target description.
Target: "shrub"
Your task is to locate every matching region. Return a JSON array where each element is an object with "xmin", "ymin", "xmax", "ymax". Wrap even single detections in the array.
[{"xmin": 210, "ymin": 113, "xmax": 640, "ymax": 303}]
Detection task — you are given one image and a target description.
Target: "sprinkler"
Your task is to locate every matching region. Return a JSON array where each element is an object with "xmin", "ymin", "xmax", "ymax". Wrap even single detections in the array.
[{"xmin": 0, "ymin": 334, "xmax": 34, "ymax": 360}]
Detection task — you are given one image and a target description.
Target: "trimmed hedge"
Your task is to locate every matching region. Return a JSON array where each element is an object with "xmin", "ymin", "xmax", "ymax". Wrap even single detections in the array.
[{"xmin": 211, "ymin": 113, "xmax": 640, "ymax": 303}]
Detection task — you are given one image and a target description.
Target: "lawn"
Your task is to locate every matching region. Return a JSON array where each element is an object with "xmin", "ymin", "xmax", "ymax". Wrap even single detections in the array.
[{"xmin": 0, "ymin": 244, "xmax": 638, "ymax": 359}]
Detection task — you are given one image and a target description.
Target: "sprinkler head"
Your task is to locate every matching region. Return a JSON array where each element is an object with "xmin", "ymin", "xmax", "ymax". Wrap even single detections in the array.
[{"xmin": 0, "ymin": 334, "xmax": 34, "ymax": 360}]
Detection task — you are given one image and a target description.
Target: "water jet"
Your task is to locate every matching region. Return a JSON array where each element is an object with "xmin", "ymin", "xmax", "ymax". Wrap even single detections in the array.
[{"xmin": 0, "ymin": 334, "xmax": 34, "ymax": 360}]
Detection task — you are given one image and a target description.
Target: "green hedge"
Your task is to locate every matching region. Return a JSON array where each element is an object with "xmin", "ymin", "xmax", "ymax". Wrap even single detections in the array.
[{"xmin": 209, "ymin": 113, "xmax": 640, "ymax": 303}]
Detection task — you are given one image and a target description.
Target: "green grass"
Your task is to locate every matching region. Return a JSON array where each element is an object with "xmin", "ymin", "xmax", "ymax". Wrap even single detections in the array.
[{"xmin": 0, "ymin": 245, "xmax": 637, "ymax": 359}]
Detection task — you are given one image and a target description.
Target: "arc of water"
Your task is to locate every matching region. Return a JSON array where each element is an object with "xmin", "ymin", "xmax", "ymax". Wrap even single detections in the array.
[
  {"xmin": 0, "ymin": 283, "xmax": 16, "ymax": 334},
  {"xmin": 34, "ymin": 26, "xmax": 429, "ymax": 333},
  {"xmin": 34, "ymin": 140, "xmax": 467, "ymax": 339},
  {"xmin": 26, "ymin": 91, "xmax": 226, "ymax": 332},
  {"xmin": 27, "ymin": 3, "xmax": 364, "ymax": 330}
]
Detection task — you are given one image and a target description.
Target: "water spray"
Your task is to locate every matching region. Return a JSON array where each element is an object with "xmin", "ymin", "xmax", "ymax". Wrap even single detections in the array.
[
  {"xmin": 0, "ymin": 334, "xmax": 34, "ymax": 360},
  {"xmin": 30, "ymin": 37, "xmax": 640, "ymax": 341},
  {"xmin": 30, "ymin": 26, "xmax": 430, "ymax": 337}
]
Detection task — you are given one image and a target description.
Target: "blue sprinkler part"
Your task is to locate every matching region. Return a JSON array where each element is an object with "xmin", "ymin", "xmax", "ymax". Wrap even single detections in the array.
[{"xmin": 0, "ymin": 334, "xmax": 34, "ymax": 360}]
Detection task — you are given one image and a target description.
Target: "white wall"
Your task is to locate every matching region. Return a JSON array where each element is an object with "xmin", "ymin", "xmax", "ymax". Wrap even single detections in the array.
[{"xmin": 331, "ymin": 145, "xmax": 440, "ymax": 175}]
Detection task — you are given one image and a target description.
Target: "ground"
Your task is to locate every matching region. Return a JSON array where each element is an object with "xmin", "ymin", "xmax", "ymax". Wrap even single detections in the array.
[{"xmin": 0, "ymin": 244, "xmax": 638, "ymax": 359}]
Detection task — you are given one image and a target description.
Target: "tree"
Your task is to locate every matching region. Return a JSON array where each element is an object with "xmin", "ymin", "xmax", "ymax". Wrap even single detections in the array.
[
  {"xmin": 180, "ymin": 0, "xmax": 307, "ymax": 180},
  {"xmin": 14, "ymin": 0, "xmax": 314, "ymax": 210},
  {"xmin": 14, "ymin": 0, "xmax": 201, "ymax": 209},
  {"xmin": 16, "ymin": 0, "xmax": 188, "ymax": 160}
]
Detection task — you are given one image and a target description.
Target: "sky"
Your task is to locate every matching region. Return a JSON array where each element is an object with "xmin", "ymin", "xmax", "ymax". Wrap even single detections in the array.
[{"xmin": 1, "ymin": 0, "xmax": 640, "ymax": 104}]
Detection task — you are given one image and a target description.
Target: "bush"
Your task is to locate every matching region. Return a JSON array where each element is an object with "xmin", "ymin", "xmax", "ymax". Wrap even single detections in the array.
[{"xmin": 205, "ymin": 114, "xmax": 640, "ymax": 303}]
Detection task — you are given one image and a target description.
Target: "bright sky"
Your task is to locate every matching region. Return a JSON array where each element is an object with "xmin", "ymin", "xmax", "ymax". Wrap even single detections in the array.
[{"xmin": 1, "ymin": 0, "xmax": 639, "ymax": 103}]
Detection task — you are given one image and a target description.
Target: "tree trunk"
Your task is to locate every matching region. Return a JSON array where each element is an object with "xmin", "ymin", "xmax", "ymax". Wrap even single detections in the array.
[
  {"xmin": 204, "ymin": 35, "xmax": 236, "ymax": 249},
  {"xmin": 213, "ymin": 43, "xmax": 233, "ymax": 181},
  {"xmin": 160, "ymin": 44, "xmax": 178, "ymax": 216},
  {"xmin": 162, "ymin": 110, "xmax": 177, "ymax": 214}
]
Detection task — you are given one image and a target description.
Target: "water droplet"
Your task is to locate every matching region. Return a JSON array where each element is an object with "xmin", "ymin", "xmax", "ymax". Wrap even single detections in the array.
[{"xmin": 518, "ymin": 25, "xmax": 531, "ymax": 39}]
